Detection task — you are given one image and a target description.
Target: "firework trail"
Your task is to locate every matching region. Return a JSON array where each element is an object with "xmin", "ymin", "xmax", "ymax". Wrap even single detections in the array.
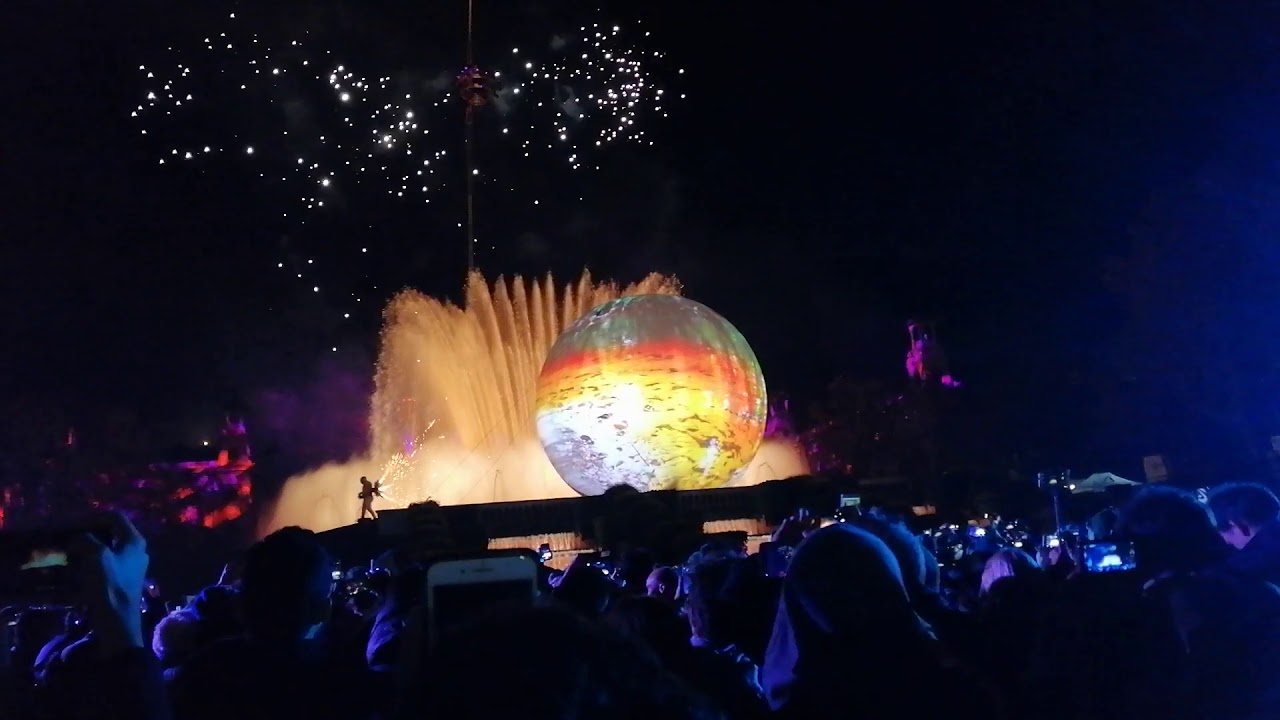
[{"xmin": 135, "ymin": 8, "xmax": 682, "ymax": 224}]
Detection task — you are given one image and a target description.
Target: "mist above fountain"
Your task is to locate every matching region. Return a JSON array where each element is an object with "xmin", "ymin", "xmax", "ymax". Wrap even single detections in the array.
[
  {"xmin": 371, "ymin": 269, "xmax": 683, "ymax": 503},
  {"xmin": 263, "ymin": 270, "xmax": 811, "ymax": 534},
  {"xmin": 266, "ymin": 271, "xmax": 665, "ymax": 529}
]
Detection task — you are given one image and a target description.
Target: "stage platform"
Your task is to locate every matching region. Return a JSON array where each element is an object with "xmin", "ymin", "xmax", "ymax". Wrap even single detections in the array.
[{"xmin": 316, "ymin": 474, "xmax": 909, "ymax": 567}]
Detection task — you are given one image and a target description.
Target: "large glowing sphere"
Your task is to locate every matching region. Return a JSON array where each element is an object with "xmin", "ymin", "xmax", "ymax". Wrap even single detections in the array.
[{"xmin": 536, "ymin": 294, "xmax": 767, "ymax": 496}]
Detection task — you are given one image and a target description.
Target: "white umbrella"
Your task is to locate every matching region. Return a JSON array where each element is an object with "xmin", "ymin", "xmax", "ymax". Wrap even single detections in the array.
[{"xmin": 1071, "ymin": 472, "xmax": 1141, "ymax": 494}]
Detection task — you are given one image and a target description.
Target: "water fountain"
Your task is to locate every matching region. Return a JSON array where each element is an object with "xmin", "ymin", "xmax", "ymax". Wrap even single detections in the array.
[{"xmin": 262, "ymin": 270, "xmax": 808, "ymax": 533}]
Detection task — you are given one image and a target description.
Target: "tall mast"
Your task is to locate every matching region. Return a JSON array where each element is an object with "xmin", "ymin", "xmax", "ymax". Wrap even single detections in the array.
[{"xmin": 463, "ymin": 0, "xmax": 477, "ymax": 273}]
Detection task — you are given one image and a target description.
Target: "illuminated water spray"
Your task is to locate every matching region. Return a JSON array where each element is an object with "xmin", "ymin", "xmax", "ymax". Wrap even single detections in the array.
[
  {"xmin": 369, "ymin": 269, "xmax": 681, "ymax": 503},
  {"xmin": 262, "ymin": 270, "xmax": 811, "ymax": 533},
  {"xmin": 263, "ymin": 270, "xmax": 676, "ymax": 529}
]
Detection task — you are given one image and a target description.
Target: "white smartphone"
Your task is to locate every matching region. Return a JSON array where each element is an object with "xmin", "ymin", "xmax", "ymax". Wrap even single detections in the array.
[{"xmin": 426, "ymin": 555, "xmax": 538, "ymax": 638}]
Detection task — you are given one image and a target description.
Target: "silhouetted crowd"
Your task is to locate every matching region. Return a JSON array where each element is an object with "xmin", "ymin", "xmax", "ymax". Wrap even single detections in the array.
[{"xmin": 7, "ymin": 481, "xmax": 1280, "ymax": 720}]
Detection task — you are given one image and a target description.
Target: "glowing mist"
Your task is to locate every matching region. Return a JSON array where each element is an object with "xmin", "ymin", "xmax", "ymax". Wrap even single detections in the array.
[
  {"xmin": 263, "ymin": 270, "xmax": 679, "ymax": 533},
  {"xmin": 262, "ymin": 270, "xmax": 811, "ymax": 535}
]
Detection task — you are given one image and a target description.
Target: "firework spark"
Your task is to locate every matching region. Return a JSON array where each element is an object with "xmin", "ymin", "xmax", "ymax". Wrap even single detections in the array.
[{"xmin": 135, "ymin": 11, "xmax": 681, "ymax": 219}]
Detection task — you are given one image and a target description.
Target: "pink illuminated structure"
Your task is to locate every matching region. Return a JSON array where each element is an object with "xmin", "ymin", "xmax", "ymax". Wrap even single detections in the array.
[{"xmin": 906, "ymin": 320, "xmax": 961, "ymax": 388}]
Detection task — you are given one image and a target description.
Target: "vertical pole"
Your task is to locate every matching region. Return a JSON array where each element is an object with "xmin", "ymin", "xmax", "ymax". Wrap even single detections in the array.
[
  {"xmin": 466, "ymin": 117, "xmax": 476, "ymax": 272},
  {"xmin": 464, "ymin": 0, "xmax": 476, "ymax": 272},
  {"xmin": 1051, "ymin": 487, "xmax": 1063, "ymax": 535},
  {"xmin": 465, "ymin": 0, "xmax": 474, "ymax": 65}
]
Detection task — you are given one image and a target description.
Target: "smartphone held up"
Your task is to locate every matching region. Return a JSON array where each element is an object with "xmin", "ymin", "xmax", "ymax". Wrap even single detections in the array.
[
  {"xmin": 1081, "ymin": 541, "xmax": 1137, "ymax": 574},
  {"xmin": 426, "ymin": 553, "xmax": 539, "ymax": 638},
  {"xmin": 0, "ymin": 522, "xmax": 114, "ymax": 605}
]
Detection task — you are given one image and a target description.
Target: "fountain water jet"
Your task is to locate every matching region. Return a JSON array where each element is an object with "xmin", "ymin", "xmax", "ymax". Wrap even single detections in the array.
[
  {"xmin": 263, "ymin": 270, "xmax": 811, "ymax": 535},
  {"xmin": 263, "ymin": 270, "xmax": 679, "ymax": 532}
]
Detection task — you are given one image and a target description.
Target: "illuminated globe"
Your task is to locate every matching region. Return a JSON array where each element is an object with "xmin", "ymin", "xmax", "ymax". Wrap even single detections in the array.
[{"xmin": 536, "ymin": 294, "xmax": 767, "ymax": 496}]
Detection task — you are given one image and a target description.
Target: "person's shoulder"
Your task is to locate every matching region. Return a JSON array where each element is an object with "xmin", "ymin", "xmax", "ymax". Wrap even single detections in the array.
[
  {"xmin": 1155, "ymin": 567, "xmax": 1280, "ymax": 625},
  {"xmin": 932, "ymin": 660, "xmax": 999, "ymax": 711},
  {"xmin": 1196, "ymin": 565, "xmax": 1280, "ymax": 595},
  {"xmin": 170, "ymin": 635, "xmax": 251, "ymax": 678},
  {"xmin": 691, "ymin": 644, "xmax": 761, "ymax": 688},
  {"xmin": 1253, "ymin": 520, "xmax": 1280, "ymax": 545},
  {"xmin": 197, "ymin": 633, "xmax": 251, "ymax": 656},
  {"xmin": 59, "ymin": 633, "xmax": 96, "ymax": 664}
]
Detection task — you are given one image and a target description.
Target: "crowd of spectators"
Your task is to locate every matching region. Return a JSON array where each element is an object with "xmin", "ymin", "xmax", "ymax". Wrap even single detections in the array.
[{"xmin": 6, "ymin": 481, "xmax": 1280, "ymax": 720}]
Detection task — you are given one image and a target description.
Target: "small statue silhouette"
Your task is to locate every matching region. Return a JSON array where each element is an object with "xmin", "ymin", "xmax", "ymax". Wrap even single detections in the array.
[
  {"xmin": 905, "ymin": 320, "xmax": 961, "ymax": 388},
  {"xmin": 358, "ymin": 476, "xmax": 382, "ymax": 521}
]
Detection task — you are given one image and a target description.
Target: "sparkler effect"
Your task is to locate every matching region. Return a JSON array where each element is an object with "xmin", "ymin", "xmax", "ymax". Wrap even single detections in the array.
[{"xmin": 135, "ymin": 11, "xmax": 680, "ymax": 217}]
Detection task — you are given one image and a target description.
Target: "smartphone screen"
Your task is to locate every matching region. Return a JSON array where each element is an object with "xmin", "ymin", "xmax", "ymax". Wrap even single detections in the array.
[
  {"xmin": 17, "ymin": 547, "xmax": 72, "ymax": 599},
  {"xmin": 427, "ymin": 557, "xmax": 537, "ymax": 637},
  {"xmin": 759, "ymin": 542, "xmax": 794, "ymax": 578},
  {"xmin": 1082, "ymin": 541, "xmax": 1137, "ymax": 573},
  {"xmin": 21, "ymin": 548, "xmax": 69, "ymax": 571},
  {"xmin": 431, "ymin": 580, "xmax": 535, "ymax": 629},
  {"xmin": 398, "ymin": 556, "xmax": 537, "ymax": 711},
  {"xmin": 1044, "ymin": 534, "xmax": 1061, "ymax": 549},
  {"xmin": 0, "ymin": 540, "xmax": 72, "ymax": 602}
]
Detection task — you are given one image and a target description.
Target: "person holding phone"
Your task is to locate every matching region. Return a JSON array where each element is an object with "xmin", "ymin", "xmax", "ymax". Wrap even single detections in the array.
[
  {"xmin": 763, "ymin": 524, "xmax": 975, "ymax": 719},
  {"xmin": 40, "ymin": 513, "xmax": 169, "ymax": 720},
  {"xmin": 1116, "ymin": 486, "xmax": 1280, "ymax": 718},
  {"xmin": 33, "ymin": 608, "xmax": 87, "ymax": 684},
  {"xmin": 418, "ymin": 605, "xmax": 720, "ymax": 719},
  {"xmin": 168, "ymin": 527, "xmax": 387, "ymax": 720}
]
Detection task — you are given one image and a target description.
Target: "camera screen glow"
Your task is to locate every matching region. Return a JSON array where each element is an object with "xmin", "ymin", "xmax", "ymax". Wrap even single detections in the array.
[
  {"xmin": 21, "ymin": 549, "xmax": 68, "ymax": 571},
  {"xmin": 1084, "ymin": 543, "xmax": 1136, "ymax": 573}
]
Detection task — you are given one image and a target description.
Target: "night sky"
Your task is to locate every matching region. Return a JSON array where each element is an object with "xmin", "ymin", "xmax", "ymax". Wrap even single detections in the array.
[{"xmin": 5, "ymin": 1, "xmax": 1280, "ymax": 483}]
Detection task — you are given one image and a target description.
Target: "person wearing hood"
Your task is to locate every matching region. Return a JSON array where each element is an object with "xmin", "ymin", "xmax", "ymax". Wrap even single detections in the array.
[
  {"xmin": 762, "ymin": 524, "xmax": 983, "ymax": 719},
  {"xmin": 1208, "ymin": 482, "xmax": 1280, "ymax": 587}
]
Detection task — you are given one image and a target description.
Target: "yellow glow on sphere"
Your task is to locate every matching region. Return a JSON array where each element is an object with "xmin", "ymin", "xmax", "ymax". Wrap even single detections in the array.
[{"xmin": 535, "ymin": 295, "xmax": 767, "ymax": 496}]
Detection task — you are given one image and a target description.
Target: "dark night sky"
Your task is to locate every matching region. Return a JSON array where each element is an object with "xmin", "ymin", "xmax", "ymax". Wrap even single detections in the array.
[{"xmin": 4, "ymin": 1, "xmax": 1280, "ymax": 480}]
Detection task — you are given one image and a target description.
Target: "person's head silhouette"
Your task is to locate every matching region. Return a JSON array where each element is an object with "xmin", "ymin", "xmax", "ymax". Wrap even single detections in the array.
[{"xmin": 240, "ymin": 527, "xmax": 334, "ymax": 642}]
